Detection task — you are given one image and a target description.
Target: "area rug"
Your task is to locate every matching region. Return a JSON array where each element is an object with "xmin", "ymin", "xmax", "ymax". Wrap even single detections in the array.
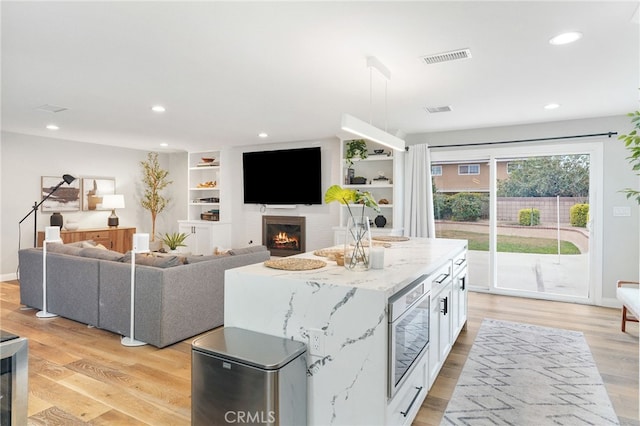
[{"xmin": 441, "ymin": 319, "xmax": 619, "ymax": 425}]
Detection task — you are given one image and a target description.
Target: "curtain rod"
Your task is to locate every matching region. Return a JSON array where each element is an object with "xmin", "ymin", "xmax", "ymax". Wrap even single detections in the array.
[{"xmin": 408, "ymin": 131, "xmax": 618, "ymax": 150}]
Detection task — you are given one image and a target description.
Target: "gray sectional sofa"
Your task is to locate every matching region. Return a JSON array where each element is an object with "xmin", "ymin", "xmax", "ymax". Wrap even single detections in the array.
[{"xmin": 18, "ymin": 243, "xmax": 270, "ymax": 347}]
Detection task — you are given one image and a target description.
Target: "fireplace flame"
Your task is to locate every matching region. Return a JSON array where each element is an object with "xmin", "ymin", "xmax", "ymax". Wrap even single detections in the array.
[{"xmin": 271, "ymin": 232, "xmax": 299, "ymax": 249}]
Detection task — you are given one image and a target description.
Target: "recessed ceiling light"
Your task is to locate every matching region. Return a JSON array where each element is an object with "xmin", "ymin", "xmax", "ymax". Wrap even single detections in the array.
[
  {"xmin": 549, "ymin": 31, "xmax": 583, "ymax": 45},
  {"xmin": 160, "ymin": 142, "xmax": 169, "ymax": 147},
  {"xmin": 151, "ymin": 105, "xmax": 166, "ymax": 113},
  {"xmin": 46, "ymin": 124, "xmax": 59, "ymax": 130},
  {"xmin": 258, "ymin": 132, "xmax": 268, "ymax": 138},
  {"xmin": 544, "ymin": 103, "xmax": 560, "ymax": 110}
]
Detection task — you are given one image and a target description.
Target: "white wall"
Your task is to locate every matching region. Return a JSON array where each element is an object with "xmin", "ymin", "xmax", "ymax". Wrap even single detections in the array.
[
  {"xmin": 406, "ymin": 114, "xmax": 640, "ymax": 304},
  {"xmin": 0, "ymin": 132, "xmax": 185, "ymax": 279}
]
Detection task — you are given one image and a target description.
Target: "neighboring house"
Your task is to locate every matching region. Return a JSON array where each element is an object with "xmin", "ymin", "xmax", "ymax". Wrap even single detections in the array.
[{"xmin": 431, "ymin": 161, "xmax": 511, "ymax": 193}]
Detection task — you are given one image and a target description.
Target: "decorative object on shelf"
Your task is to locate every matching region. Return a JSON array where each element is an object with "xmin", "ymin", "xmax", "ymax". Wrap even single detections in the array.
[
  {"xmin": 345, "ymin": 168, "xmax": 355, "ymax": 185},
  {"xmin": 64, "ymin": 219, "xmax": 79, "ymax": 231},
  {"xmin": 325, "ymin": 185, "xmax": 380, "ymax": 271},
  {"xmin": 373, "ymin": 149, "xmax": 384, "ymax": 154},
  {"xmin": 122, "ymin": 233, "xmax": 149, "ymax": 347},
  {"xmin": 374, "ymin": 215, "xmax": 387, "ymax": 228},
  {"xmin": 345, "ymin": 139, "xmax": 368, "ymax": 167},
  {"xmin": 160, "ymin": 231, "xmax": 189, "ymax": 252},
  {"xmin": 196, "ymin": 180, "xmax": 217, "ymax": 188},
  {"xmin": 140, "ymin": 152, "xmax": 172, "ymax": 242},
  {"xmin": 378, "ymin": 198, "xmax": 389, "ymax": 204},
  {"xmin": 37, "ymin": 226, "xmax": 62, "ymax": 319},
  {"xmin": 350, "ymin": 176, "xmax": 367, "ymax": 185},
  {"xmin": 49, "ymin": 212, "xmax": 63, "ymax": 228},
  {"xmin": 102, "ymin": 194, "xmax": 125, "ymax": 227}
]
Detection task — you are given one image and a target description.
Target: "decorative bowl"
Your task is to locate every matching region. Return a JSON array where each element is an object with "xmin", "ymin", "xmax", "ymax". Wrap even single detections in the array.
[
  {"xmin": 201, "ymin": 157, "xmax": 215, "ymax": 163},
  {"xmin": 373, "ymin": 149, "xmax": 384, "ymax": 154},
  {"xmin": 65, "ymin": 221, "xmax": 79, "ymax": 231}
]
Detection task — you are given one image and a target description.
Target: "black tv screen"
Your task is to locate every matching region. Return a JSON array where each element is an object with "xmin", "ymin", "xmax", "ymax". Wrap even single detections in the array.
[{"xmin": 243, "ymin": 147, "xmax": 322, "ymax": 205}]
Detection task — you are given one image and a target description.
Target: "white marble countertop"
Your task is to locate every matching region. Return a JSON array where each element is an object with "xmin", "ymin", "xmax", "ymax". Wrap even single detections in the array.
[{"xmin": 232, "ymin": 237, "xmax": 467, "ymax": 297}]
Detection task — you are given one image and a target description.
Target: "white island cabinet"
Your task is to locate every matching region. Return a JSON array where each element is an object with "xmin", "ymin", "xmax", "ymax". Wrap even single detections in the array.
[{"xmin": 224, "ymin": 238, "xmax": 467, "ymax": 426}]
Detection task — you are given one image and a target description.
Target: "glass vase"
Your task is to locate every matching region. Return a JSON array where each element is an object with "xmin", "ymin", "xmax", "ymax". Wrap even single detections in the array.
[{"xmin": 344, "ymin": 216, "xmax": 371, "ymax": 271}]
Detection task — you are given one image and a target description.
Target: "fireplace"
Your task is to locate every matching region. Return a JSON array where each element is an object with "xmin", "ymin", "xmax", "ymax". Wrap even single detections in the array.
[{"xmin": 262, "ymin": 216, "xmax": 305, "ymax": 257}]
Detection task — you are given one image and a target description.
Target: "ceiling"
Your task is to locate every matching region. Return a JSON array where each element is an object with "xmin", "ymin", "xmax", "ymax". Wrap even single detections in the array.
[{"xmin": 2, "ymin": 1, "xmax": 638, "ymax": 153}]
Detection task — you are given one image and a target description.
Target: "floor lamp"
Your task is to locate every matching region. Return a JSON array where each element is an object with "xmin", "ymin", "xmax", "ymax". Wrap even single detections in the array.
[
  {"xmin": 37, "ymin": 226, "xmax": 62, "ymax": 318},
  {"xmin": 19, "ymin": 174, "xmax": 76, "ymax": 248},
  {"xmin": 121, "ymin": 233, "xmax": 149, "ymax": 347}
]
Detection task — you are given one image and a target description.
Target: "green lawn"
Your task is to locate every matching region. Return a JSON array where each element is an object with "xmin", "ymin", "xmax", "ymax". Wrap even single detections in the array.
[{"xmin": 437, "ymin": 230, "xmax": 581, "ymax": 254}]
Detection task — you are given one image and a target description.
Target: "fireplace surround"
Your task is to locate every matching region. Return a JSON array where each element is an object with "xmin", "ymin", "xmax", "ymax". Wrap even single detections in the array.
[{"xmin": 262, "ymin": 216, "xmax": 305, "ymax": 257}]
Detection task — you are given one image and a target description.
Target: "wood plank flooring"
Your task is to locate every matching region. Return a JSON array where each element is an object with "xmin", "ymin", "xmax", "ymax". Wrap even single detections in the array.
[{"xmin": 1, "ymin": 280, "xmax": 638, "ymax": 425}]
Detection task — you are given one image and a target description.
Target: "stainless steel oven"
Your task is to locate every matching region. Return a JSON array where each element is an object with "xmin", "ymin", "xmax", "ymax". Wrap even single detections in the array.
[
  {"xmin": 0, "ymin": 331, "xmax": 28, "ymax": 426},
  {"xmin": 388, "ymin": 274, "xmax": 430, "ymax": 398}
]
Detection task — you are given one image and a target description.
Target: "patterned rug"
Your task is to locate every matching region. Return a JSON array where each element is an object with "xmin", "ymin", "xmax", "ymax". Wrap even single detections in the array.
[{"xmin": 441, "ymin": 319, "xmax": 619, "ymax": 425}]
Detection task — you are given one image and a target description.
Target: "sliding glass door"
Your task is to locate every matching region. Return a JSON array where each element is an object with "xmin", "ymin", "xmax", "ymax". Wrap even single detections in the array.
[{"xmin": 431, "ymin": 141, "xmax": 602, "ymax": 304}]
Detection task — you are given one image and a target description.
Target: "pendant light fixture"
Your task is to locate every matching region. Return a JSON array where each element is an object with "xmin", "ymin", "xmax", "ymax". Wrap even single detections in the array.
[{"xmin": 341, "ymin": 56, "xmax": 405, "ymax": 151}]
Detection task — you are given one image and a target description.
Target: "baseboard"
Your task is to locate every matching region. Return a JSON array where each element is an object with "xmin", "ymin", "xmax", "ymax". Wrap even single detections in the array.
[
  {"xmin": 600, "ymin": 297, "xmax": 621, "ymax": 309},
  {"xmin": 1, "ymin": 272, "xmax": 18, "ymax": 282}
]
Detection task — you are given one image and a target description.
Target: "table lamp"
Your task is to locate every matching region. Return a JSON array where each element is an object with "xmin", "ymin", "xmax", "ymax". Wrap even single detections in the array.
[{"xmin": 102, "ymin": 194, "xmax": 125, "ymax": 227}]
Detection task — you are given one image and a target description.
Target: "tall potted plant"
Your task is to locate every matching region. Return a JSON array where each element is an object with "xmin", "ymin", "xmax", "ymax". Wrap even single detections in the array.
[{"xmin": 140, "ymin": 152, "xmax": 172, "ymax": 242}]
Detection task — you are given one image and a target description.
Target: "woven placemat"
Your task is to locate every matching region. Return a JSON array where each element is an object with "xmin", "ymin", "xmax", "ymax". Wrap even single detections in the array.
[
  {"xmin": 264, "ymin": 258, "xmax": 327, "ymax": 271},
  {"xmin": 313, "ymin": 248, "xmax": 343, "ymax": 259},
  {"xmin": 372, "ymin": 235, "xmax": 410, "ymax": 242}
]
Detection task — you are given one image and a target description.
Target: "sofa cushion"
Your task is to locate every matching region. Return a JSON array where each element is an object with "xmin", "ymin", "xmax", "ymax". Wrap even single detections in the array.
[
  {"xmin": 228, "ymin": 246, "xmax": 267, "ymax": 256},
  {"xmin": 47, "ymin": 243, "xmax": 84, "ymax": 256},
  {"xmin": 121, "ymin": 252, "xmax": 187, "ymax": 268},
  {"xmin": 79, "ymin": 247, "xmax": 125, "ymax": 261},
  {"xmin": 186, "ymin": 253, "xmax": 230, "ymax": 263}
]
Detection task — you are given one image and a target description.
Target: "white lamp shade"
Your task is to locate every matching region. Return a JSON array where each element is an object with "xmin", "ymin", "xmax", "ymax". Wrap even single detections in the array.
[
  {"xmin": 133, "ymin": 233, "xmax": 150, "ymax": 253},
  {"xmin": 44, "ymin": 226, "xmax": 61, "ymax": 242},
  {"xmin": 102, "ymin": 194, "xmax": 125, "ymax": 209}
]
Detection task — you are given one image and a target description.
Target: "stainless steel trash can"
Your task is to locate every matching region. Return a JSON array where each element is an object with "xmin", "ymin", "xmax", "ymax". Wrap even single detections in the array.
[{"xmin": 192, "ymin": 327, "xmax": 307, "ymax": 426}]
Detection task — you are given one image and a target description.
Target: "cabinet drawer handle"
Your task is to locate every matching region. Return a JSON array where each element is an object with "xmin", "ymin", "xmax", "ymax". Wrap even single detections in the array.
[
  {"xmin": 400, "ymin": 386, "xmax": 423, "ymax": 417},
  {"xmin": 460, "ymin": 276, "xmax": 466, "ymax": 291},
  {"xmin": 455, "ymin": 258, "xmax": 466, "ymax": 266},
  {"xmin": 434, "ymin": 273, "xmax": 449, "ymax": 284},
  {"xmin": 440, "ymin": 296, "xmax": 448, "ymax": 315}
]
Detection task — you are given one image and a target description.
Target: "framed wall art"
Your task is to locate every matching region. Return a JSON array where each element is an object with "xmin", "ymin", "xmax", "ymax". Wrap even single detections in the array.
[
  {"xmin": 81, "ymin": 177, "xmax": 116, "ymax": 211},
  {"xmin": 41, "ymin": 176, "xmax": 81, "ymax": 212}
]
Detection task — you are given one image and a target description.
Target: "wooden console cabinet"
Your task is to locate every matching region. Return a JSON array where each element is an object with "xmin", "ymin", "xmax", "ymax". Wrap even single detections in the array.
[{"xmin": 37, "ymin": 227, "xmax": 136, "ymax": 253}]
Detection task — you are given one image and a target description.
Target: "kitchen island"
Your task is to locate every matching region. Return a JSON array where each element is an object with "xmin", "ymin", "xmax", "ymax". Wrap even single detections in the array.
[{"xmin": 224, "ymin": 237, "xmax": 467, "ymax": 426}]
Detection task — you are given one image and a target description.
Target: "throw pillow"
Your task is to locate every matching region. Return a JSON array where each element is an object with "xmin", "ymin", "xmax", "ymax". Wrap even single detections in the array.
[
  {"xmin": 121, "ymin": 252, "xmax": 187, "ymax": 268},
  {"xmin": 78, "ymin": 247, "xmax": 125, "ymax": 262},
  {"xmin": 47, "ymin": 243, "xmax": 83, "ymax": 256}
]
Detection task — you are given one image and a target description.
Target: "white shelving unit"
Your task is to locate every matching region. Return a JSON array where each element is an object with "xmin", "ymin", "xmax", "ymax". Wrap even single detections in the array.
[
  {"xmin": 178, "ymin": 150, "xmax": 231, "ymax": 255},
  {"xmin": 334, "ymin": 139, "xmax": 404, "ymax": 244}
]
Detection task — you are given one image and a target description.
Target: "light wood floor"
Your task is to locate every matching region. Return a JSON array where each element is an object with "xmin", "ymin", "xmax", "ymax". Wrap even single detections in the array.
[{"xmin": 1, "ymin": 280, "xmax": 638, "ymax": 425}]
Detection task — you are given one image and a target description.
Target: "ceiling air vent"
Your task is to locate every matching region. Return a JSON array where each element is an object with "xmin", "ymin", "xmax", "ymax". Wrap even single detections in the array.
[
  {"xmin": 420, "ymin": 49, "xmax": 472, "ymax": 65},
  {"xmin": 35, "ymin": 104, "xmax": 68, "ymax": 113},
  {"xmin": 425, "ymin": 106, "xmax": 453, "ymax": 113}
]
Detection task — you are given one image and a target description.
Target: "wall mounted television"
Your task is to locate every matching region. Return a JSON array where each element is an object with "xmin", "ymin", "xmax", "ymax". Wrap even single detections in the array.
[{"xmin": 243, "ymin": 147, "xmax": 322, "ymax": 205}]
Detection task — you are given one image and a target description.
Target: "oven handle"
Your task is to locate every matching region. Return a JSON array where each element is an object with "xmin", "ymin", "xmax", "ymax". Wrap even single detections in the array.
[{"xmin": 400, "ymin": 386, "xmax": 423, "ymax": 417}]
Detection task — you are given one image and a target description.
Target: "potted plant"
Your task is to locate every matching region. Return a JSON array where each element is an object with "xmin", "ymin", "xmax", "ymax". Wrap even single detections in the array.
[
  {"xmin": 619, "ymin": 110, "xmax": 640, "ymax": 203},
  {"xmin": 345, "ymin": 139, "xmax": 368, "ymax": 167},
  {"xmin": 325, "ymin": 184, "xmax": 379, "ymax": 270},
  {"xmin": 161, "ymin": 232, "xmax": 189, "ymax": 252},
  {"xmin": 140, "ymin": 152, "xmax": 172, "ymax": 242}
]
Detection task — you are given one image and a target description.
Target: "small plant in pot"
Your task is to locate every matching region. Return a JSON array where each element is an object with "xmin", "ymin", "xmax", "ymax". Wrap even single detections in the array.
[
  {"xmin": 345, "ymin": 139, "xmax": 368, "ymax": 167},
  {"xmin": 160, "ymin": 232, "xmax": 189, "ymax": 252}
]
